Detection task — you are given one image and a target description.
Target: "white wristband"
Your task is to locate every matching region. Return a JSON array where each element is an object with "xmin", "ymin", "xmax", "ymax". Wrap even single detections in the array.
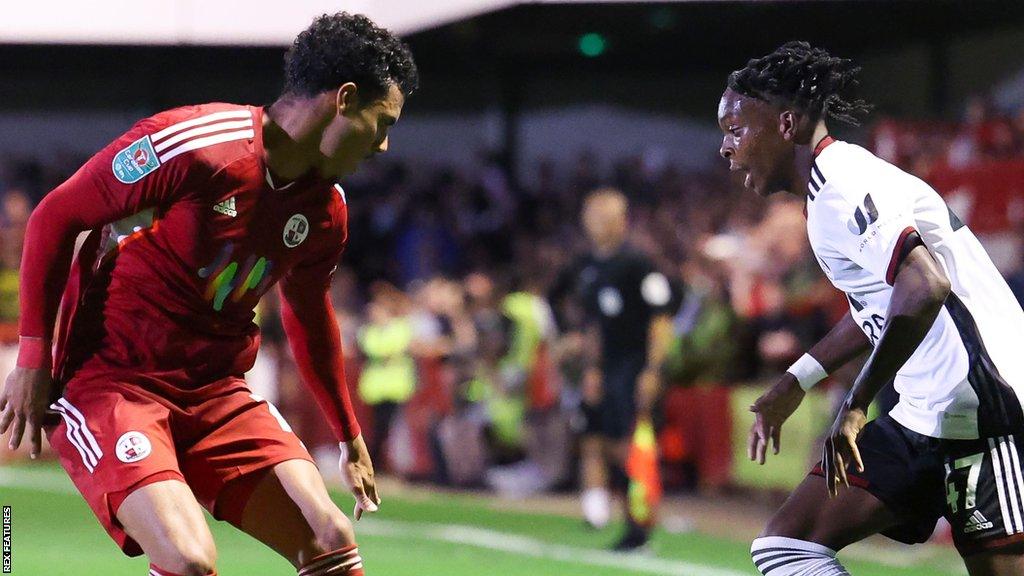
[{"xmin": 787, "ymin": 353, "xmax": 828, "ymax": 391}]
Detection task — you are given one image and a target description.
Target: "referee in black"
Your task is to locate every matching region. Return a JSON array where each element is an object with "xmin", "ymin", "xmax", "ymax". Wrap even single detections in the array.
[{"xmin": 550, "ymin": 188, "xmax": 679, "ymax": 551}]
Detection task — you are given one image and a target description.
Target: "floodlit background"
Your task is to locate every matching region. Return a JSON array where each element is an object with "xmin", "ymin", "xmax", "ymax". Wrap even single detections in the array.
[{"xmin": 4, "ymin": 1, "xmax": 1024, "ymax": 574}]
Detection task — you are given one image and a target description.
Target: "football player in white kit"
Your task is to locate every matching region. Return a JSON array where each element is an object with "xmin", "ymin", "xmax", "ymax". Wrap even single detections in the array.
[{"xmin": 718, "ymin": 41, "xmax": 1024, "ymax": 576}]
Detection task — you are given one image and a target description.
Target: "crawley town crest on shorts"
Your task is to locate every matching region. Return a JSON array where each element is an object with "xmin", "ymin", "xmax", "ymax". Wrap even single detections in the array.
[{"xmin": 115, "ymin": 431, "xmax": 152, "ymax": 463}]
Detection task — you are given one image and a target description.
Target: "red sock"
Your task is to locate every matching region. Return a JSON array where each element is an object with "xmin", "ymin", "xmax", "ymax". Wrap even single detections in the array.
[
  {"xmin": 149, "ymin": 565, "xmax": 217, "ymax": 576},
  {"xmin": 298, "ymin": 545, "xmax": 364, "ymax": 576}
]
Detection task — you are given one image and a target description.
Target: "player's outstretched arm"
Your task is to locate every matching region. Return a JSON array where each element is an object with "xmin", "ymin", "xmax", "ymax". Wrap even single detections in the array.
[
  {"xmin": 749, "ymin": 311, "xmax": 870, "ymax": 464},
  {"xmin": 824, "ymin": 241, "xmax": 950, "ymax": 495},
  {"xmin": 279, "ymin": 269, "xmax": 379, "ymax": 519},
  {"xmin": 6, "ymin": 119, "xmax": 194, "ymax": 455}
]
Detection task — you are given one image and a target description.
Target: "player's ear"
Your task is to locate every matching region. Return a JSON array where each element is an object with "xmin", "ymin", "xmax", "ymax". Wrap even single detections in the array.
[
  {"xmin": 779, "ymin": 110, "xmax": 798, "ymax": 142},
  {"xmin": 335, "ymin": 83, "xmax": 360, "ymax": 116}
]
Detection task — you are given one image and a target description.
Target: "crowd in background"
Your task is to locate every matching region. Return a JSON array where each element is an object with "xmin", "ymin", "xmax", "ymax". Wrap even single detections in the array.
[
  {"xmin": 5, "ymin": 101, "xmax": 1024, "ymax": 494},
  {"xmin": 874, "ymin": 95, "xmax": 1024, "ymax": 177}
]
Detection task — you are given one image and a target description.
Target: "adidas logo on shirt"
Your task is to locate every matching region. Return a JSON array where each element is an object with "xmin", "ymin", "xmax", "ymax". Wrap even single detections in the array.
[
  {"xmin": 964, "ymin": 510, "xmax": 994, "ymax": 534},
  {"xmin": 213, "ymin": 197, "xmax": 237, "ymax": 217}
]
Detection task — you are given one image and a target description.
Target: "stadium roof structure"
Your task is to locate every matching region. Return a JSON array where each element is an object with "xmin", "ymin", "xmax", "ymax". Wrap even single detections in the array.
[
  {"xmin": 4, "ymin": 0, "xmax": 1024, "ymax": 121},
  {"xmin": 408, "ymin": 1, "xmax": 1024, "ymax": 83},
  {"xmin": 403, "ymin": 1, "xmax": 1024, "ymax": 114},
  {"xmin": 1, "ymin": 0, "xmax": 513, "ymax": 44},
  {"xmin": 4, "ymin": 0, "xmax": 1021, "ymax": 47},
  {"xmin": 3, "ymin": 0, "xmax": 701, "ymax": 45}
]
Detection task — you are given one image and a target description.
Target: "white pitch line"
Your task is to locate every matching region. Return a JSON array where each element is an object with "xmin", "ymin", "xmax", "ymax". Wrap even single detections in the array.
[
  {"xmin": 0, "ymin": 468, "xmax": 748, "ymax": 575},
  {"xmin": 0, "ymin": 466, "xmax": 968, "ymax": 574},
  {"xmin": 359, "ymin": 518, "xmax": 747, "ymax": 576},
  {"xmin": 0, "ymin": 467, "xmax": 747, "ymax": 575}
]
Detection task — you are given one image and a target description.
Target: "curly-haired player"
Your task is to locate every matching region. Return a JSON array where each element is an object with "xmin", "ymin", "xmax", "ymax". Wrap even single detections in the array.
[
  {"xmin": 0, "ymin": 12, "xmax": 416, "ymax": 576},
  {"xmin": 720, "ymin": 41, "xmax": 1024, "ymax": 575}
]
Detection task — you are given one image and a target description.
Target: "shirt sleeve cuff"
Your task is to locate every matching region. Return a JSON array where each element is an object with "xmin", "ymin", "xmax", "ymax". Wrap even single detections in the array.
[
  {"xmin": 885, "ymin": 227, "xmax": 920, "ymax": 285},
  {"xmin": 16, "ymin": 336, "xmax": 51, "ymax": 369}
]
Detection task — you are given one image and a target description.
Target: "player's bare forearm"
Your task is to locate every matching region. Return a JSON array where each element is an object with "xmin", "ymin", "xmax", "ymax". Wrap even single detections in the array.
[
  {"xmin": 749, "ymin": 300, "xmax": 869, "ymax": 465},
  {"xmin": 806, "ymin": 311, "xmax": 871, "ymax": 373},
  {"xmin": 847, "ymin": 245, "xmax": 950, "ymax": 412}
]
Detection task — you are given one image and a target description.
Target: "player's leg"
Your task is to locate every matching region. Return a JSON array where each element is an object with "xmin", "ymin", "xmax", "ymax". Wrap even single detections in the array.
[
  {"xmin": 45, "ymin": 381, "xmax": 216, "ymax": 574},
  {"xmin": 221, "ymin": 459, "xmax": 362, "ymax": 573},
  {"xmin": 752, "ymin": 415, "xmax": 943, "ymax": 575},
  {"xmin": 116, "ymin": 480, "xmax": 219, "ymax": 576},
  {"xmin": 182, "ymin": 383, "xmax": 363, "ymax": 574},
  {"xmin": 752, "ymin": 474, "xmax": 897, "ymax": 575},
  {"xmin": 945, "ymin": 434, "xmax": 1024, "ymax": 575},
  {"xmin": 963, "ymin": 547, "xmax": 1024, "ymax": 576}
]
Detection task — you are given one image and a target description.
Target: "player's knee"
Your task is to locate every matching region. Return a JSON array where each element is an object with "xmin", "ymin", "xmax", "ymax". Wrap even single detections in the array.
[
  {"xmin": 761, "ymin": 515, "xmax": 847, "ymax": 553},
  {"xmin": 166, "ymin": 537, "xmax": 217, "ymax": 569},
  {"xmin": 311, "ymin": 510, "xmax": 355, "ymax": 555},
  {"xmin": 160, "ymin": 549, "xmax": 215, "ymax": 569},
  {"xmin": 298, "ymin": 543, "xmax": 363, "ymax": 576},
  {"xmin": 180, "ymin": 560, "xmax": 218, "ymax": 576},
  {"xmin": 184, "ymin": 544, "xmax": 218, "ymax": 576},
  {"xmin": 750, "ymin": 537, "xmax": 849, "ymax": 576},
  {"xmin": 760, "ymin": 513, "xmax": 805, "ymax": 540}
]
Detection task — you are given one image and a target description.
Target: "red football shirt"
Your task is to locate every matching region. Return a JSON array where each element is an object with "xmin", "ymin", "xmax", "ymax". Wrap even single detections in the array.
[{"xmin": 21, "ymin": 103, "xmax": 360, "ymax": 440}]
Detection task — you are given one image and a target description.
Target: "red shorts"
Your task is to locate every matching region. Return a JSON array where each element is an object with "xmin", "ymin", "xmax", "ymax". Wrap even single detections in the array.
[{"xmin": 44, "ymin": 375, "xmax": 315, "ymax": 556}]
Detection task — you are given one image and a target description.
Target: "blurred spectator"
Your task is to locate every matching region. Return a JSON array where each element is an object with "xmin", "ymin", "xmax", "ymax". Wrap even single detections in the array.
[
  {"xmin": 0, "ymin": 188, "xmax": 30, "ymax": 388},
  {"xmin": 356, "ymin": 281, "xmax": 417, "ymax": 468}
]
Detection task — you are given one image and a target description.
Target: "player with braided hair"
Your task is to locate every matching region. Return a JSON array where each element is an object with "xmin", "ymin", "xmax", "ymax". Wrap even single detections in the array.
[
  {"xmin": 719, "ymin": 42, "xmax": 1024, "ymax": 575},
  {"xmin": 727, "ymin": 41, "xmax": 870, "ymax": 127}
]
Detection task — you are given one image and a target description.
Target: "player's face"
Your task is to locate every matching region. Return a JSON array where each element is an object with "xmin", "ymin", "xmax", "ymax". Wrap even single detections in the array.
[
  {"xmin": 717, "ymin": 88, "xmax": 794, "ymax": 197},
  {"xmin": 321, "ymin": 83, "xmax": 405, "ymax": 178}
]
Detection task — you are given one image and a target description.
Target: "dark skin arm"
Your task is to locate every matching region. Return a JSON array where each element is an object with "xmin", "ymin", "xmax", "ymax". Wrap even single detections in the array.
[
  {"xmin": 808, "ymin": 312, "xmax": 873, "ymax": 374},
  {"xmin": 825, "ymin": 241, "xmax": 951, "ymax": 496},
  {"xmin": 749, "ymin": 311, "xmax": 870, "ymax": 464}
]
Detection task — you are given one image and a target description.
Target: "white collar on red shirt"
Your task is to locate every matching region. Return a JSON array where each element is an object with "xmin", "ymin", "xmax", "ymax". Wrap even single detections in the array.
[{"xmin": 264, "ymin": 168, "xmax": 295, "ymax": 191}]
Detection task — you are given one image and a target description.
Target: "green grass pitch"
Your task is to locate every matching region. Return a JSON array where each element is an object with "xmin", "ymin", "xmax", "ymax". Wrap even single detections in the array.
[{"xmin": 0, "ymin": 463, "xmax": 963, "ymax": 575}]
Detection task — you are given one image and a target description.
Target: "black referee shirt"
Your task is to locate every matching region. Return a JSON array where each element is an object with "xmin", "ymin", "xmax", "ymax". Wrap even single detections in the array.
[{"xmin": 550, "ymin": 245, "xmax": 680, "ymax": 364}]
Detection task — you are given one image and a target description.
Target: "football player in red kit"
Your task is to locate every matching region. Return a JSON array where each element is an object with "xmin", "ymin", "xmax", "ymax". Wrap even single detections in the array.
[{"xmin": 0, "ymin": 12, "xmax": 417, "ymax": 576}]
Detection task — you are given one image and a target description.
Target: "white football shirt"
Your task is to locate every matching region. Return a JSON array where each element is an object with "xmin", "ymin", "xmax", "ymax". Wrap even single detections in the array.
[{"xmin": 806, "ymin": 138, "xmax": 1024, "ymax": 439}]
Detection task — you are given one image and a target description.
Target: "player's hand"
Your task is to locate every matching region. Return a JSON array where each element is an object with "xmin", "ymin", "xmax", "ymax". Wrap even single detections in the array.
[
  {"xmin": 823, "ymin": 405, "xmax": 868, "ymax": 497},
  {"xmin": 0, "ymin": 367, "xmax": 56, "ymax": 458},
  {"xmin": 748, "ymin": 373, "xmax": 805, "ymax": 464},
  {"xmin": 339, "ymin": 434, "xmax": 380, "ymax": 520}
]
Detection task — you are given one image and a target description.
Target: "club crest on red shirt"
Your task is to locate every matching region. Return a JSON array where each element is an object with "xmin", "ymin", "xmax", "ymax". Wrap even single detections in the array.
[{"xmin": 283, "ymin": 214, "xmax": 309, "ymax": 248}]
